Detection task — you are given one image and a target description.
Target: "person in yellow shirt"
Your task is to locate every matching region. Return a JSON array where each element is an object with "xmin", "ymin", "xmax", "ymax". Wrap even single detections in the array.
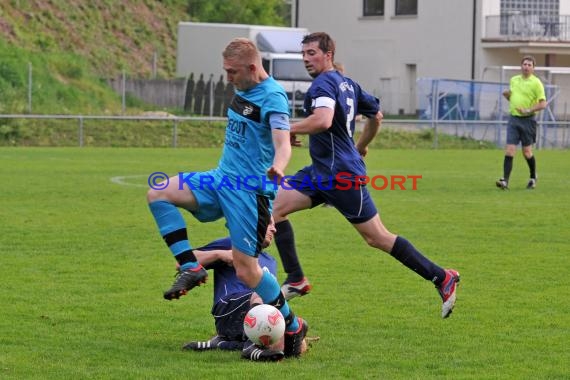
[{"xmin": 496, "ymin": 55, "xmax": 547, "ymax": 190}]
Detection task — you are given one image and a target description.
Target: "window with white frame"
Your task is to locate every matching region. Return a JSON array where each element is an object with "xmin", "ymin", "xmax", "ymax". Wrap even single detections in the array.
[
  {"xmin": 363, "ymin": 0, "xmax": 384, "ymax": 16},
  {"xmin": 500, "ymin": 0, "xmax": 560, "ymax": 36},
  {"xmin": 395, "ymin": 0, "xmax": 417, "ymax": 16}
]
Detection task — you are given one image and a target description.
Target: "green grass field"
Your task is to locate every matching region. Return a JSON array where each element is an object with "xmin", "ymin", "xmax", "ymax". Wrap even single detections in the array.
[{"xmin": 1, "ymin": 147, "xmax": 568, "ymax": 379}]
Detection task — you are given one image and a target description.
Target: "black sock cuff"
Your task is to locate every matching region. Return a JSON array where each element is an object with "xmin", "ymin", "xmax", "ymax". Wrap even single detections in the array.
[
  {"xmin": 175, "ymin": 250, "xmax": 197, "ymax": 265},
  {"xmin": 267, "ymin": 291, "xmax": 286, "ymax": 310},
  {"xmin": 275, "ymin": 220, "xmax": 292, "ymax": 233},
  {"xmin": 284, "ymin": 310, "xmax": 296, "ymax": 327},
  {"xmin": 390, "ymin": 236, "xmax": 406, "ymax": 256},
  {"xmin": 163, "ymin": 228, "xmax": 188, "ymax": 246}
]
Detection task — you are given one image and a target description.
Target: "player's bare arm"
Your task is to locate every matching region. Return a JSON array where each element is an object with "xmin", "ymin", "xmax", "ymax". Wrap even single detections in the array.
[
  {"xmin": 194, "ymin": 249, "xmax": 233, "ymax": 266},
  {"xmin": 267, "ymin": 128, "xmax": 291, "ymax": 183},
  {"xmin": 291, "ymin": 107, "xmax": 334, "ymax": 135},
  {"xmin": 355, "ymin": 111, "xmax": 382, "ymax": 157},
  {"xmin": 515, "ymin": 99, "xmax": 547, "ymax": 115}
]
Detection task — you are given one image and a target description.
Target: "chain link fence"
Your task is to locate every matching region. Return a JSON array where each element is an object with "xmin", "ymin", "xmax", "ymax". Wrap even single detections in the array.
[{"xmin": 2, "ymin": 66, "xmax": 569, "ymax": 148}]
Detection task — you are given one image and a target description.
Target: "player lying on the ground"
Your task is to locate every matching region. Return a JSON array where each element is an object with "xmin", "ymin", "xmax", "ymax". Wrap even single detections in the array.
[{"xmin": 182, "ymin": 220, "xmax": 308, "ymax": 361}]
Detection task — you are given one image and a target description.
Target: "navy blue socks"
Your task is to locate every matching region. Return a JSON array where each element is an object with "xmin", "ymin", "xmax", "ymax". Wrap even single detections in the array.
[
  {"xmin": 390, "ymin": 236, "xmax": 446, "ymax": 285},
  {"xmin": 275, "ymin": 220, "xmax": 304, "ymax": 283}
]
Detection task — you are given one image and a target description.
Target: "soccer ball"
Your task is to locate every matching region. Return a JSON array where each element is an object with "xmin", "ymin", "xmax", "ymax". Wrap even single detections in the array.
[{"xmin": 243, "ymin": 304, "xmax": 285, "ymax": 347}]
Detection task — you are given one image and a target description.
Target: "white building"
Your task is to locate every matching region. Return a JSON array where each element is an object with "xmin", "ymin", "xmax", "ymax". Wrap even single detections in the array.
[{"xmin": 296, "ymin": 0, "xmax": 570, "ymax": 116}]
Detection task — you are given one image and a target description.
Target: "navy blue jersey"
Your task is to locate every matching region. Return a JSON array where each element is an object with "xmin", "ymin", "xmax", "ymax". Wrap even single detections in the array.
[
  {"xmin": 196, "ymin": 237, "xmax": 277, "ymax": 308},
  {"xmin": 303, "ymin": 70, "xmax": 380, "ymax": 180}
]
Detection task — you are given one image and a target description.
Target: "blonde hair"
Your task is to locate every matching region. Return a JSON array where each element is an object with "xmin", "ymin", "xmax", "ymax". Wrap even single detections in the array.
[{"xmin": 223, "ymin": 38, "xmax": 260, "ymax": 65}]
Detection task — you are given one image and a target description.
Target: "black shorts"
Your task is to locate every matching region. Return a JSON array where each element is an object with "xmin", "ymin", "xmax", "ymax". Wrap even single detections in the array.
[
  {"xmin": 507, "ymin": 115, "xmax": 537, "ymax": 147},
  {"xmin": 285, "ymin": 165, "xmax": 378, "ymax": 224},
  {"xmin": 212, "ymin": 291, "xmax": 252, "ymax": 341}
]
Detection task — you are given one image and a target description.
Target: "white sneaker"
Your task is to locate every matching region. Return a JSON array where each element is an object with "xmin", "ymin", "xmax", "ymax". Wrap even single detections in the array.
[
  {"xmin": 281, "ymin": 277, "xmax": 312, "ymax": 301},
  {"xmin": 526, "ymin": 178, "xmax": 536, "ymax": 189},
  {"xmin": 436, "ymin": 269, "xmax": 460, "ymax": 319}
]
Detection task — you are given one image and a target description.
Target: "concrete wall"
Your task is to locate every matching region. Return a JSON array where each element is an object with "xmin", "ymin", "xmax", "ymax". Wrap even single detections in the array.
[
  {"xmin": 108, "ymin": 77, "xmax": 188, "ymax": 108},
  {"xmin": 297, "ymin": 0, "xmax": 474, "ymax": 114}
]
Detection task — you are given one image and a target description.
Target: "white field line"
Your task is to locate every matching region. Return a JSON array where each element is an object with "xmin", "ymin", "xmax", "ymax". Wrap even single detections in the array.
[{"xmin": 110, "ymin": 175, "xmax": 148, "ymax": 188}]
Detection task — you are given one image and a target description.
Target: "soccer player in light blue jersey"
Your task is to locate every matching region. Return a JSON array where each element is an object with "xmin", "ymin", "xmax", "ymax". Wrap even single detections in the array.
[
  {"xmin": 273, "ymin": 32, "xmax": 460, "ymax": 318},
  {"xmin": 147, "ymin": 38, "xmax": 307, "ymax": 356}
]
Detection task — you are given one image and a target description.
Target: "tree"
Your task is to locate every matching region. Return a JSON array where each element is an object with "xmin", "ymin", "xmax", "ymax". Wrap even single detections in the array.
[{"xmin": 187, "ymin": 0, "xmax": 289, "ymax": 26}]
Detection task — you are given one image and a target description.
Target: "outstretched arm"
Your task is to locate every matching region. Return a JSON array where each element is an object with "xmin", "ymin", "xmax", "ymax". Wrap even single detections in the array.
[{"xmin": 291, "ymin": 107, "xmax": 334, "ymax": 135}]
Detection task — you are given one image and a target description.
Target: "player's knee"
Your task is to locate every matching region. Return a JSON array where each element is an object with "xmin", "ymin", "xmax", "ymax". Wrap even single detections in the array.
[
  {"xmin": 234, "ymin": 266, "xmax": 259, "ymax": 288},
  {"xmin": 364, "ymin": 236, "xmax": 383, "ymax": 250},
  {"xmin": 146, "ymin": 188, "xmax": 160, "ymax": 203},
  {"xmin": 364, "ymin": 233, "xmax": 394, "ymax": 252},
  {"xmin": 505, "ymin": 145, "xmax": 516, "ymax": 156},
  {"xmin": 147, "ymin": 186, "xmax": 172, "ymax": 203},
  {"xmin": 271, "ymin": 204, "xmax": 284, "ymax": 219},
  {"xmin": 235, "ymin": 269, "xmax": 249, "ymax": 286},
  {"xmin": 271, "ymin": 200, "xmax": 289, "ymax": 220}
]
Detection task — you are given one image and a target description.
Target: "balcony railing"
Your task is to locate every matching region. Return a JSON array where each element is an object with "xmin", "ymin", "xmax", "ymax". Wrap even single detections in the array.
[{"xmin": 484, "ymin": 14, "xmax": 570, "ymax": 41}]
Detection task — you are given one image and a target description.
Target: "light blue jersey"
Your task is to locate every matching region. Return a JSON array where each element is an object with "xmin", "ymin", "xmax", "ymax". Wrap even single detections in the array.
[
  {"xmin": 178, "ymin": 77, "xmax": 290, "ymax": 256},
  {"xmin": 218, "ymin": 76, "xmax": 290, "ymax": 197}
]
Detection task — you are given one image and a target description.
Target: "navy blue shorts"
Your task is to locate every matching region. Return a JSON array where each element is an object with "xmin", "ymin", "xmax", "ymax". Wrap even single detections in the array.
[
  {"xmin": 284, "ymin": 165, "xmax": 378, "ymax": 224},
  {"xmin": 507, "ymin": 115, "xmax": 537, "ymax": 146},
  {"xmin": 212, "ymin": 292, "xmax": 252, "ymax": 341}
]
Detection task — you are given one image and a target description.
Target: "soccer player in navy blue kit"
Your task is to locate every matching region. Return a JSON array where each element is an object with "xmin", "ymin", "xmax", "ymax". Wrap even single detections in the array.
[
  {"xmin": 182, "ymin": 219, "xmax": 307, "ymax": 361},
  {"xmin": 147, "ymin": 38, "xmax": 307, "ymax": 356},
  {"xmin": 273, "ymin": 32, "xmax": 460, "ymax": 318}
]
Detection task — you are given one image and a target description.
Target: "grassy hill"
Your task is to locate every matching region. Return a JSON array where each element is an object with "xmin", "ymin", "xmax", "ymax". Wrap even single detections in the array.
[
  {"xmin": 0, "ymin": 2, "xmax": 496, "ymax": 149},
  {"xmin": 0, "ymin": 0, "xmax": 189, "ymax": 115},
  {"xmin": 0, "ymin": 0, "xmax": 187, "ymax": 78}
]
